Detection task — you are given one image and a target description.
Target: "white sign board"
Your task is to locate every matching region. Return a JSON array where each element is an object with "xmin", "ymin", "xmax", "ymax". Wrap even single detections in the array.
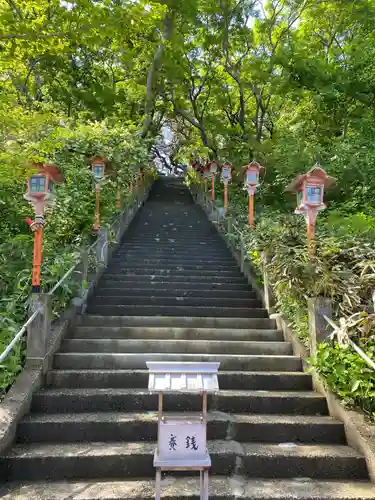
[{"xmin": 158, "ymin": 421, "xmax": 207, "ymax": 462}]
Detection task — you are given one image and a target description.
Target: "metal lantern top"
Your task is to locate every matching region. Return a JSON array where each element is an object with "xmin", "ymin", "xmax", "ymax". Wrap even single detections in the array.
[
  {"xmin": 243, "ymin": 160, "xmax": 265, "ymax": 186},
  {"xmin": 203, "ymin": 165, "xmax": 211, "ymax": 179},
  {"xmin": 191, "ymin": 160, "xmax": 202, "ymax": 172},
  {"xmin": 286, "ymin": 164, "xmax": 336, "ymax": 210},
  {"xmin": 220, "ymin": 163, "xmax": 232, "ymax": 182},
  {"xmin": 146, "ymin": 362, "xmax": 220, "ymax": 393},
  {"xmin": 24, "ymin": 163, "xmax": 63, "ymax": 204},
  {"xmin": 208, "ymin": 161, "xmax": 218, "ymax": 175},
  {"xmin": 89, "ymin": 155, "xmax": 107, "ymax": 183}
]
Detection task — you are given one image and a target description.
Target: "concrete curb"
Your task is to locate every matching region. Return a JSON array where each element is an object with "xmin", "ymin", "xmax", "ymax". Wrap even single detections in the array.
[
  {"xmin": 192, "ymin": 188, "xmax": 375, "ymax": 483},
  {"xmin": 0, "ymin": 182, "xmax": 153, "ymax": 455}
]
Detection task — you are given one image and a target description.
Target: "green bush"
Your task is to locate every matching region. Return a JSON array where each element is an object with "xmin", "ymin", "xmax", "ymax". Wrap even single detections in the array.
[
  {"xmin": 313, "ymin": 341, "xmax": 375, "ymax": 419},
  {"xmin": 0, "ymin": 116, "xmax": 153, "ymax": 397}
]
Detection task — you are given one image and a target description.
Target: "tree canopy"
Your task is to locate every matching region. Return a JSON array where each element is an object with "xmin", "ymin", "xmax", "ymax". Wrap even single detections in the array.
[{"xmin": 1, "ymin": 0, "xmax": 375, "ymax": 408}]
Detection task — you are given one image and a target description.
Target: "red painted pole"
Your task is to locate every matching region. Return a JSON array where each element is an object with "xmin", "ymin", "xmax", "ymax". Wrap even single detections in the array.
[
  {"xmin": 248, "ymin": 185, "xmax": 255, "ymax": 229},
  {"xmin": 93, "ymin": 184, "xmax": 100, "ymax": 231},
  {"xmin": 224, "ymin": 184, "xmax": 228, "ymax": 211},
  {"xmin": 32, "ymin": 228, "xmax": 43, "ymax": 293}
]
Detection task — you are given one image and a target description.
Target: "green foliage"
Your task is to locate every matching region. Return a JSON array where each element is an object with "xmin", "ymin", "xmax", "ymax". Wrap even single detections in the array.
[
  {"xmin": 0, "ymin": 110, "xmax": 152, "ymax": 397},
  {"xmin": 313, "ymin": 342, "xmax": 375, "ymax": 419}
]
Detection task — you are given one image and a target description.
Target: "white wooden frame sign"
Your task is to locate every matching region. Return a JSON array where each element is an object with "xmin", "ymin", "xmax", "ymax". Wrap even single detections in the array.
[{"xmin": 146, "ymin": 361, "xmax": 220, "ymax": 500}]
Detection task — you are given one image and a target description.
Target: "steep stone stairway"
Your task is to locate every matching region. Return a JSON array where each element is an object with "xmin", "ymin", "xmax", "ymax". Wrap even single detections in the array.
[{"xmin": 1, "ymin": 178, "xmax": 375, "ymax": 499}]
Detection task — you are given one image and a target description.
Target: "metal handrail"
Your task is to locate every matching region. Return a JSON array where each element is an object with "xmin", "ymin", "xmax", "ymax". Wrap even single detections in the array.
[
  {"xmin": 323, "ymin": 314, "xmax": 375, "ymax": 372},
  {"xmin": 0, "ymin": 183, "xmax": 149, "ymax": 365},
  {"xmin": 0, "ymin": 309, "xmax": 41, "ymax": 363},
  {"xmin": 197, "ymin": 185, "xmax": 375, "ymax": 371},
  {"xmin": 48, "ymin": 261, "xmax": 80, "ymax": 295}
]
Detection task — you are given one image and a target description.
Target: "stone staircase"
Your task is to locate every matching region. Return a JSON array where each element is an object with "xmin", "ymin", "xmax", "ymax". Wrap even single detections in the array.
[{"xmin": 1, "ymin": 177, "xmax": 375, "ymax": 499}]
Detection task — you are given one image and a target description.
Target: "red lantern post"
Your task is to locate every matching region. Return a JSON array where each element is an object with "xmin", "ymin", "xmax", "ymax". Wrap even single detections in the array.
[
  {"xmin": 243, "ymin": 161, "xmax": 265, "ymax": 228},
  {"xmin": 203, "ymin": 165, "xmax": 210, "ymax": 192},
  {"xmin": 24, "ymin": 164, "xmax": 63, "ymax": 293},
  {"xmin": 286, "ymin": 164, "xmax": 336, "ymax": 257},
  {"xmin": 220, "ymin": 163, "xmax": 232, "ymax": 212},
  {"xmin": 89, "ymin": 156, "xmax": 107, "ymax": 232},
  {"xmin": 208, "ymin": 161, "xmax": 218, "ymax": 201}
]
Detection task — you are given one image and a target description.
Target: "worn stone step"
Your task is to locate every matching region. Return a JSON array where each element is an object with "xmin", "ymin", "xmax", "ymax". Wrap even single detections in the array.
[
  {"xmin": 102, "ymin": 273, "xmax": 248, "ymax": 284},
  {"xmin": 125, "ymin": 239, "xmax": 224, "ymax": 246},
  {"xmin": 0, "ymin": 441, "xmax": 366, "ymax": 481},
  {"xmin": 80, "ymin": 315, "xmax": 276, "ymax": 330},
  {"xmin": 104, "ymin": 268, "xmax": 243, "ymax": 277},
  {"xmin": 117, "ymin": 242, "xmax": 230, "ymax": 249},
  {"xmin": 3, "ymin": 478, "xmax": 375, "ymax": 500},
  {"xmin": 99, "ymin": 279, "xmax": 249, "ymax": 289},
  {"xmin": 108, "ymin": 262, "xmax": 238, "ymax": 271},
  {"xmin": 85, "ymin": 305, "xmax": 268, "ymax": 318},
  {"xmin": 70, "ymin": 326, "xmax": 282, "ymax": 341},
  {"xmin": 60, "ymin": 338, "xmax": 292, "ymax": 355},
  {"xmin": 116, "ymin": 249, "xmax": 233, "ymax": 258},
  {"xmin": 111, "ymin": 258, "xmax": 236, "ymax": 267},
  {"xmin": 53, "ymin": 352, "xmax": 299, "ymax": 371},
  {"xmin": 95, "ymin": 288, "xmax": 256, "ymax": 298},
  {"xmin": 31, "ymin": 389, "xmax": 326, "ymax": 415},
  {"xmin": 17, "ymin": 413, "xmax": 345, "ymax": 444},
  {"xmin": 89, "ymin": 296, "xmax": 262, "ymax": 309},
  {"xmin": 125, "ymin": 233, "xmax": 220, "ymax": 240},
  {"xmin": 47, "ymin": 370, "xmax": 312, "ymax": 390}
]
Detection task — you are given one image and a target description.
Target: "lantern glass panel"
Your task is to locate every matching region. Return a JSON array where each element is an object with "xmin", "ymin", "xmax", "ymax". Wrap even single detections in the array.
[
  {"xmin": 210, "ymin": 164, "xmax": 218, "ymax": 174},
  {"xmin": 222, "ymin": 166, "xmax": 231, "ymax": 180},
  {"xmin": 30, "ymin": 176, "xmax": 46, "ymax": 193},
  {"xmin": 246, "ymin": 170, "xmax": 259, "ymax": 184},
  {"xmin": 48, "ymin": 180, "xmax": 54, "ymax": 193},
  {"xmin": 297, "ymin": 190, "xmax": 303, "ymax": 205},
  {"xmin": 306, "ymin": 185, "xmax": 322, "ymax": 205},
  {"xmin": 93, "ymin": 164, "xmax": 104, "ymax": 180}
]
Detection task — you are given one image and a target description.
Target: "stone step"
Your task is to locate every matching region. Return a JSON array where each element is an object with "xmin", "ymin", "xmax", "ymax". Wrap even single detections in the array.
[
  {"xmin": 89, "ymin": 296, "xmax": 262, "ymax": 309},
  {"xmin": 99, "ymin": 278, "xmax": 249, "ymax": 288},
  {"xmin": 53, "ymin": 352, "xmax": 299, "ymax": 371},
  {"xmin": 117, "ymin": 242, "xmax": 230, "ymax": 250},
  {"xmin": 31, "ymin": 389, "xmax": 326, "ymax": 414},
  {"xmin": 17, "ymin": 413, "xmax": 345, "ymax": 444},
  {"xmin": 80, "ymin": 315, "xmax": 276, "ymax": 330},
  {"xmin": 102, "ymin": 274, "xmax": 248, "ymax": 284},
  {"xmin": 108, "ymin": 262, "xmax": 238, "ymax": 270},
  {"xmin": 0, "ymin": 441, "xmax": 367, "ymax": 481},
  {"xmin": 115, "ymin": 249, "xmax": 233, "ymax": 258},
  {"xmin": 103, "ymin": 268, "xmax": 243, "ymax": 277},
  {"xmin": 85, "ymin": 305, "xmax": 268, "ymax": 317},
  {"xmin": 3, "ymin": 478, "xmax": 375, "ymax": 500},
  {"xmin": 125, "ymin": 239, "xmax": 224, "ymax": 246},
  {"xmin": 59, "ymin": 338, "xmax": 292, "ymax": 355},
  {"xmin": 95, "ymin": 288, "xmax": 256, "ymax": 298},
  {"xmin": 125, "ymin": 232, "xmax": 220, "ymax": 238},
  {"xmin": 70, "ymin": 326, "xmax": 282, "ymax": 341},
  {"xmin": 47, "ymin": 370, "xmax": 312, "ymax": 390},
  {"xmin": 112, "ymin": 256, "xmax": 236, "ymax": 264}
]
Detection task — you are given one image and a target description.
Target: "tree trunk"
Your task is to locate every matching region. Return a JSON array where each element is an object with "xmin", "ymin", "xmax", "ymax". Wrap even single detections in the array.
[{"xmin": 141, "ymin": 11, "xmax": 174, "ymax": 137}]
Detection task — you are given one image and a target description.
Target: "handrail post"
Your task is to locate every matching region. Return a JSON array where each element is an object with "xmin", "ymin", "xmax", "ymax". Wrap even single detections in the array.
[
  {"xmin": 96, "ymin": 227, "xmax": 109, "ymax": 270},
  {"xmin": 227, "ymin": 217, "xmax": 233, "ymax": 234},
  {"xmin": 308, "ymin": 297, "xmax": 332, "ymax": 357},
  {"xmin": 261, "ymin": 252, "xmax": 273, "ymax": 314},
  {"xmin": 240, "ymin": 235, "xmax": 245, "ymax": 272},
  {"xmin": 80, "ymin": 249, "xmax": 89, "ymax": 299},
  {"xmin": 26, "ymin": 293, "xmax": 52, "ymax": 369}
]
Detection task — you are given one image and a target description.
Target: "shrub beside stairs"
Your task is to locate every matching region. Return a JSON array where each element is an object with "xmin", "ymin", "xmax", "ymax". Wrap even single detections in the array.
[{"xmin": 0, "ymin": 177, "xmax": 374, "ymax": 499}]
